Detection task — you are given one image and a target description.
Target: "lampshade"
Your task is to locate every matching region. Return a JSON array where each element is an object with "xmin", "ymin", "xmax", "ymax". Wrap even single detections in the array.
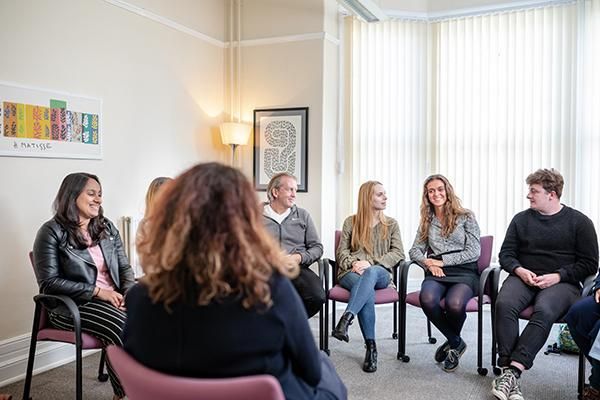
[{"xmin": 220, "ymin": 122, "xmax": 251, "ymax": 146}]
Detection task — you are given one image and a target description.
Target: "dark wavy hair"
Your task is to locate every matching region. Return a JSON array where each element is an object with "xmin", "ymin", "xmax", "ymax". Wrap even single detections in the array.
[
  {"xmin": 53, "ymin": 172, "xmax": 106, "ymax": 248},
  {"xmin": 137, "ymin": 162, "xmax": 297, "ymax": 311}
]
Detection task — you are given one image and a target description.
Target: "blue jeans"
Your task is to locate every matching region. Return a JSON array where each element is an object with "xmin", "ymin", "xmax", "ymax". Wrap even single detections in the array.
[{"xmin": 338, "ymin": 265, "xmax": 391, "ymax": 340}]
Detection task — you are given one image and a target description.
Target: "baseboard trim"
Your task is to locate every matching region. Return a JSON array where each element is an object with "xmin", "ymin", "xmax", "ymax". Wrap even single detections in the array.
[{"xmin": 0, "ymin": 334, "xmax": 97, "ymax": 388}]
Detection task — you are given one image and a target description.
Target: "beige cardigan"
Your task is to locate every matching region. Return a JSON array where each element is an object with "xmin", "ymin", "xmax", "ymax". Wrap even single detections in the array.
[{"xmin": 336, "ymin": 215, "xmax": 405, "ymax": 281}]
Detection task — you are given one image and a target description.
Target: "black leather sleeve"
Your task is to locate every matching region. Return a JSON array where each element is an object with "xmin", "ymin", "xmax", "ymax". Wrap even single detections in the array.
[{"xmin": 33, "ymin": 221, "xmax": 96, "ymax": 302}]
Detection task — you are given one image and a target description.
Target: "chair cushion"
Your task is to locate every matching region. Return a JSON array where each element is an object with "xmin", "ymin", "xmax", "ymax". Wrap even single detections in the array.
[
  {"xmin": 406, "ymin": 290, "xmax": 491, "ymax": 312},
  {"xmin": 518, "ymin": 306, "xmax": 534, "ymax": 319},
  {"xmin": 328, "ymin": 285, "xmax": 399, "ymax": 304},
  {"xmin": 38, "ymin": 328, "xmax": 104, "ymax": 348}
]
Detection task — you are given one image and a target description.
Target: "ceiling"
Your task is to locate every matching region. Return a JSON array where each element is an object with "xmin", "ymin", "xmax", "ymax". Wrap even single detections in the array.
[{"xmin": 378, "ymin": 0, "xmax": 545, "ymax": 14}]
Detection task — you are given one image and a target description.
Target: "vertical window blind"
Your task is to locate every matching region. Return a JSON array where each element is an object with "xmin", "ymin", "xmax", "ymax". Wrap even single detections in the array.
[
  {"xmin": 348, "ymin": 18, "xmax": 429, "ymax": 245},
  {"xmin": 346, "ymin": 0, "xmax": 600, "ymax": 256}
]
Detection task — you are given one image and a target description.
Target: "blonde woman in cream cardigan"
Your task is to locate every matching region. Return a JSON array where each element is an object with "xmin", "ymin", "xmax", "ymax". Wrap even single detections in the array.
[{"xmin": 333, "ymin": 181, "xmax": 405, "ymax": 373}]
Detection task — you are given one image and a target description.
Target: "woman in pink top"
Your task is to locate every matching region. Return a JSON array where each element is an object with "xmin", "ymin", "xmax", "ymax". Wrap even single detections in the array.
[{"xmin": 33, "ymin": 173, "xmax": 135, "ymax": 400}]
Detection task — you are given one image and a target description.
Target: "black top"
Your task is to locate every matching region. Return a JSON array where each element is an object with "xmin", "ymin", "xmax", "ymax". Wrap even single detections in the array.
[
  {"xmin": 499, "ymin": 206, "xmax": 599, "ymax": 284},
  {"xmin": 123, "ymin": 274, "xmax": 322, "ymax": 400}
]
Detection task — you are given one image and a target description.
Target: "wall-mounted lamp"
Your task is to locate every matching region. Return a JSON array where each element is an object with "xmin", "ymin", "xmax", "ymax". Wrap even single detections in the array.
[{"xmin": 220, "ymin": 121, "xmax": 251, "ymax": 165}]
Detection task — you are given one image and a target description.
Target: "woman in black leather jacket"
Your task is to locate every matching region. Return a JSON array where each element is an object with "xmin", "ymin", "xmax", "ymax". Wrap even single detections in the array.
[{"xmin": 33, "ymin": 172, "xmax": 134, "ymax": 400}]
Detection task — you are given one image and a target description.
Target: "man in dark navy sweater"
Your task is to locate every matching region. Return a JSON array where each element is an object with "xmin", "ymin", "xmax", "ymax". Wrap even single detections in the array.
[{"xmin": 492, "ymin": 168, "xmax": 599, "ymax": 400}]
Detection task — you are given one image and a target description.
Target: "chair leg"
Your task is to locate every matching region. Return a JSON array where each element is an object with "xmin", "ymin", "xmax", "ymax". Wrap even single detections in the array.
[
  {"xmin": 75, "ymin": 340, "xmax": 82, "ymax": 400},
  {"xmin": 398, "ymin": 299, "xmax": 410, "ymax": 362},
  {"xmin": 323, "ymin": 298, "xmax": 330, "ymax": 355},
  {"xmin": 426, "ymin": 319, "xmax": 436, "ymax": 344},
  {"xmin": 491, "ymin": 302, "xmax": 501, "ymax": 375},
  {"xmin": 22, "ymin": 304, "xmax": 42, "ymax": 400},
  {"xmin": 318, "ymin": 306, "xmax": 323, "ymax": 351},
  {"xmin": 98, "ymin": 349, "xmax": 109, "ymax": 382},
  {"xmin": 73, "ymin": 311, "xmax": 84, "ymax": 400},
  {"xmin": 476, "ymin": 304, "xmax": 488, "ymax": 376},
  {"xmin": 392, "ymin": 302, "xmax": 398, "ymax": 339},
  {"xmin": 578, "ymin": 351, "xmax": 586, "ymax": 399},
  {"xmin": 331, "ymin": 300, "xmax": 337, "ymax": 336}
]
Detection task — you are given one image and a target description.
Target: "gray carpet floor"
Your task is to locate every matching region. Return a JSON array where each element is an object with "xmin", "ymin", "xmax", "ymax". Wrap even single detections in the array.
[{"xmin": 1, "ymin": 303, "xmax": 583, "ymax": 399}]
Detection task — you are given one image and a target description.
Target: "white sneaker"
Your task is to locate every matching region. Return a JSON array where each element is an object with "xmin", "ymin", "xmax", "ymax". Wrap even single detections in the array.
[
  {"xmin": 508, "ymin": 380, "xmax": 524, "ymax": 400},
  {"xmin": 492, "ymin": 369, "xmax": 519, "ymax": 400}
]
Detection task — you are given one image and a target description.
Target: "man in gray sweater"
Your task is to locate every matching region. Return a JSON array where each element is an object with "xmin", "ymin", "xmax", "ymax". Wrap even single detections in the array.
[{"xmin": 263, "ymin": 172, "xmax": 326, "ymax": 318}]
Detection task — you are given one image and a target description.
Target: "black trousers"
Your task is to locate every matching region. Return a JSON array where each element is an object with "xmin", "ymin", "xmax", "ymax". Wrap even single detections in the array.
[
  {"xmin": 49, "ymin": 299, "xmax": 126, "ymax": 397},
  {"xmin": 292, "ymin": 267, "xmax": 326, "ymax": 318},
  {"xmin": 495, "ymin": 275, "xmax": 580, "ymax": 369}
]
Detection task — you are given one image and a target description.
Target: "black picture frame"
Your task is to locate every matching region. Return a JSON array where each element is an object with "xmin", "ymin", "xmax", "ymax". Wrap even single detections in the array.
[{"xmin": 253, "ymin": 107, "xmax": 308, "ymax": 192}]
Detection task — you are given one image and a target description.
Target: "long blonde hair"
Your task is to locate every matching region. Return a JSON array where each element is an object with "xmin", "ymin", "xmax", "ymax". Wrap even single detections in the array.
[
  {"xmin": 418, "ymin": 174, "xmax": 468, "ymax": 243},
  {"xmin": 351, "ymin": 181, "xmax": 390, "ymax": 255},
  {"xmin": 144, "ymin": 177, "xmax": 172, "ymax": 218},
  {"xmin": 137, "ymin": 163, "xmax": 297, "ymax": 311}
]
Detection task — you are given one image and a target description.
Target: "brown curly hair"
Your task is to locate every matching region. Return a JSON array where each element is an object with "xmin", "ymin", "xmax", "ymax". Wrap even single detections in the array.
[
  {"xmin": 137, "ymin": 162, "xmax": 297, "ymax": 311},
  {"xmin": 526, "ymin": 168, "xmax": 564, "ymax": 198}
]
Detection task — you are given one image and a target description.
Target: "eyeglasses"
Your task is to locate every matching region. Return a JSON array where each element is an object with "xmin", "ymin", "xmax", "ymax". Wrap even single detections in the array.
[{"xmin": 528, "ymin": 187, "xmax": 552, "ymax": 196}]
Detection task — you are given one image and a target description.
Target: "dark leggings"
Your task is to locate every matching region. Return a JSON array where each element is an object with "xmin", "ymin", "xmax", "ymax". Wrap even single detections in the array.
[{"xmin": 420, "ymin": 280, "xmax": 474, "ymax": 348}]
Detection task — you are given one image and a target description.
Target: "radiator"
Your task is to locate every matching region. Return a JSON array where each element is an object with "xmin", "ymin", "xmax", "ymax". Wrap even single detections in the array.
[{"xmin": 120, "ymin": 216, "xmax": 143, "ymax": 278}]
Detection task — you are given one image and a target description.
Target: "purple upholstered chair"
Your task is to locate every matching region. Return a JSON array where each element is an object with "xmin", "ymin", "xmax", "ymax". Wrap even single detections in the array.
[
  {"xmin": 398, "ymin": 235, "xmax": 498, "ymax": 375},
  {"xmin": 319, "ymin": 230, "xmax": 404, "ymax": 355},
  {"xmin": 492, "ymin": 274, "xmax": 596, "ymax": 398},
  {"xmin": 23, "ymin": 252, "xmax": 108, "ymax": 400},
  {"xmin": 106, "ymin": 346, "xmax": 285, "ymax": 400}
]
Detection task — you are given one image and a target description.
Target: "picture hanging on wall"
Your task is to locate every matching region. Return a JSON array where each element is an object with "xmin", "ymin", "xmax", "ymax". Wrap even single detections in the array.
[
  {"xmin": 253, "ymin": 107, "xmax": 308, "ymax": 192},
  {"xmin": 0, "ymin": 81, "xmax": 102, "ymax": 159}
]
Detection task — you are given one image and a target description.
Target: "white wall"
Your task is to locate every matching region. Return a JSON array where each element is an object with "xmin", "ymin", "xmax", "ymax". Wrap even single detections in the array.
[
  {"xmin": 0, "ymin": 0, "xmax": 227, "ymax": 340},
  {"xmin": 237, "ymin": 0, "xmax": 340, "ymax": 258}
]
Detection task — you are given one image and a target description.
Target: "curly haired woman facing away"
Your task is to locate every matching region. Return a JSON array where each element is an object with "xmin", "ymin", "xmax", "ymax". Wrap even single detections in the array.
[{"xmin": 123, "ymin": 162, "xmax": 347, "ymax": 400}]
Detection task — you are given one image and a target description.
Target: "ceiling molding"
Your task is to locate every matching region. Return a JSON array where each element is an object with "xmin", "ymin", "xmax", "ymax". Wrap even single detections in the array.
[
  {"xmin": 384, "ymin": 0, "xmax": 575, "ymax": 21},
  {"xmin": 239, "ymin": 32, "xmax": 339, "ymax": 48},
  {"xmin": 102, "ymin": 0, "xmax": 227, "ymax": 48},
  {"xmin": 102, "ymin": 0, "xmax": 340, "ymax": 49}
]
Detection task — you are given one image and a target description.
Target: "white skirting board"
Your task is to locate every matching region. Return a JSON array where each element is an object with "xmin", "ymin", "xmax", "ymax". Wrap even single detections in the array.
[{"xmin": 0, "ymin": 333, "xmax": 98, "ymax": 388}]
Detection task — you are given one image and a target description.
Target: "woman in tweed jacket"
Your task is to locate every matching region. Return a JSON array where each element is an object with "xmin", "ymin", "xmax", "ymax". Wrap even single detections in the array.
[
  {"xmin": 332, "ymin": 181, "xmax": 405, "ymax": 373},
  {"xmin": 409, "ymin": 174, "xmax": 481, "ymax": 373}
]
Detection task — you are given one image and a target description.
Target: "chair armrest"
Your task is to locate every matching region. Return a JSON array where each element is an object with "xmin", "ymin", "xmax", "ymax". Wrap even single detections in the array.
[
  {"xmin": 33, "ymin": 293, "xmax": 83, "ymax": 337},
  {"xmin": 582, "ymin": 274, "xmax": 597, "ymax": 296},
  {"xmin": 399, "ymin": 261, "xmax": 425, "ymax": 298},
  {"xmin": 320, "ymin": 258, "xmax": 334, "ymax": 291},
  {"xmin": 318, "ymin": 258, "xmax": 329, "ymax": 291},
  {"xmin": 34, "ymin": 293, "xmax": 80, "ymax": 318},
  {"xmin": 478, "ymin": 265, "xmax": 500, "ymax": 298}
]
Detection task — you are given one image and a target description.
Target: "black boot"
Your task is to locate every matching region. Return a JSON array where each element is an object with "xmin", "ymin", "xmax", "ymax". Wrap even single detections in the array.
[
  {"xmin": 363, "ymin": 339, "xmax": 377, "ymax": 372},
  {"xmin": 332, "ymin": 312, "xmax": 354, "ymax": 342}
]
